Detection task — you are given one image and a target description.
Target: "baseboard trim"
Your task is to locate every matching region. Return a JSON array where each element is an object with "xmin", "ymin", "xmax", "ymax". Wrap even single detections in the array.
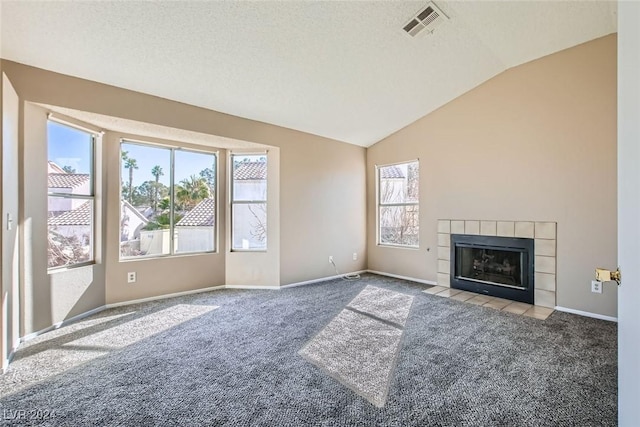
[
  {"xmin": 20, "ymin": 305, "xmax": 108, "ymax": 343},
  {"xmin": 225, "ymin": 285, "xmax": 281, "ymax": 290},
  {"xmin": 554, "ymin": 306, "xmax": 618, "ymax": 322},
  {"xmin": 282, "ymin": 270, "xmax": 368, "ymax": 288},
  {"xmin": 366, "ymin": 270, "xmax": 437, "ymax": 286},
  {"xmin": 106, "ymin": 285, "xmax": 226, "ymax": 309}
]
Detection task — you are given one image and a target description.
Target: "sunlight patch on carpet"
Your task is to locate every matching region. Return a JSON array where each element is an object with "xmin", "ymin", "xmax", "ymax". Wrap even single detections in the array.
[
  {"xmin": 299, "ymin": 286, "xmax": 414, "ymax": 407},
  {"xmin": 347, "ymin": 285, "xmax": 414, "ymax": 327},
  {"xmin": 0, "ymin": 304, "xmax": 218, "ymax": 398}
]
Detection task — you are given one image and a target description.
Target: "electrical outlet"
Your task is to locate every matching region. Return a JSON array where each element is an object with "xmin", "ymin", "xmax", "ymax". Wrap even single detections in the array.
[
  {"xmin": 591, "ymin": 280, "xmax": 602, "ymax": 294},
  {"xmin": 328, "ymin": 256, "xmax": 333, "ymax": 264},
  {"xmin": 353, "ymin": 252, "xmax": 358, "ymax": 261},
  {"xmin": 127, "ymin": 272, "xmax": 137, "ymax": 283}
]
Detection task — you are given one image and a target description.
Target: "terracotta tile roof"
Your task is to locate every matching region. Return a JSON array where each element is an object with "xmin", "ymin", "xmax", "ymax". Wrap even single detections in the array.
[
  {"xmin": 176, "ymin": 198, "xmax": 215, "ymax": 227},
  {"xmin": 234, "ymin": 161, "xmax": 267, "ymax": 180},
  {"xmin": 48, "ymin": 173, "xmax": 90, "ymax": 189},
  {"xmin": 48, "ymin": 201, "xmax": 92, "ymax": 226},
  {"xmin": 380, "ymin": 166, "xmax": 405, "ymax": 179}
]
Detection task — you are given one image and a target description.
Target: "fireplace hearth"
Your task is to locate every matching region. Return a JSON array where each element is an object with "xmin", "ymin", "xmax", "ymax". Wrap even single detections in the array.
[{"xmin": 450, "ymin": 234, "xmax": 534, "ymax": 304}]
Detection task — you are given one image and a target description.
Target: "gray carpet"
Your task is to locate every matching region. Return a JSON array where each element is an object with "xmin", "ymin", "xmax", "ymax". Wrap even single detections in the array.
[{"xmin": 0, "ymin": 274, "xmax": 617, "ymax": 426}]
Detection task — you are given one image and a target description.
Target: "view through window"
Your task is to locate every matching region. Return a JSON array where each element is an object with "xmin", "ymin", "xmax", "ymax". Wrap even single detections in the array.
[
  {"xmin": 120, "ymin": 142, "xmax": 216, "ymax": 258},
  {"xmin": 231, "ymin": 154, "xmax": 267, "ymax": 251},
  {"xmin": 47, "ymin": 120, "xmax": 95, "ymax": 269},
  {"xmin": 377, "ymin": 161, "xmax": 419, "ymax": 247}
]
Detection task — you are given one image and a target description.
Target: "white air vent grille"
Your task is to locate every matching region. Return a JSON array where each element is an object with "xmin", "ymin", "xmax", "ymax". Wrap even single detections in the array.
[{"xmin": 403, "ymin": 2, "xmax": 449, "ymax": 37}]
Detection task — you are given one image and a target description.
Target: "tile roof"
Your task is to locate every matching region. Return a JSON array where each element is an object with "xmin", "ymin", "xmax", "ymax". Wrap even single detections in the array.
[
  {"xmin": 48, "ymin": 173, "xmax": 90, "ymax": 189},
  {"xmin": 380, "ymin": 165, "xmax": 405, "ymax": 179},
  {"xmin": 234, "ymin": 161, "xmax": 267, "ymax": 180},
  {"xmin": 48, "ymin": 201, "xmax": 92, "ymax": 226},
  {"xmin": 176, "ymin": 198, "xmax": 215, "ymax": 227}
]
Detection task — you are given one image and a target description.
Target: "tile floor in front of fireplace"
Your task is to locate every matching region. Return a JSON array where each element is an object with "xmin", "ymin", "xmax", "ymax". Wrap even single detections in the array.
[{"xmin": 423, "ymin": 286, "xmax": 554, "ymax": 320}]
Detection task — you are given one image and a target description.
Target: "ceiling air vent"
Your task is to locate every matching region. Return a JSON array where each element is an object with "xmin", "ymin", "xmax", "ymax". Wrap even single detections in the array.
[{"xmin": 403, "ymin": 2, "xmax": 449, "ymax": 37}]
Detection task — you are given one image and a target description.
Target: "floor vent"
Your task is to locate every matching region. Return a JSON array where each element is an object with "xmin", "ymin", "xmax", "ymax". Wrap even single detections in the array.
[{"xmin": 403, "ymin": 2, "xmax": 449, "ymax": 37}]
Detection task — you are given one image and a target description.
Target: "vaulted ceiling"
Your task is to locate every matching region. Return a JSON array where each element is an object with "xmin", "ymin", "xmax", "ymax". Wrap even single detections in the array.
[{"xmin": 1, "ymin": 1, "xmax": 617, "ymax": 147}]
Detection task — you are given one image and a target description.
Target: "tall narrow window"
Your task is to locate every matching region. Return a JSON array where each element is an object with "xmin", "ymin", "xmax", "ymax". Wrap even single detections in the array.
[
  {"xmin": 231, "ymin": 154, "xmax": 267, "ymax": 251},
  {"xmin": 377, "ymin": 160, "xmax": 419, "ymax": 247},
  {"xmin": 47, "ymin": 120, "xmax": 95, "ymax": 269},
  {"xmin": 120, "ymin": 141, "xmax": 216, "ymax": 259}
]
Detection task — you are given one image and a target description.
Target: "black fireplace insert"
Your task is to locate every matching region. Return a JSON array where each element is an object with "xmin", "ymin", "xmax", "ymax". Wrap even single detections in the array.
[{"xmin": 450, "ymin": 234, "xmax": 534, "ymax": 304}]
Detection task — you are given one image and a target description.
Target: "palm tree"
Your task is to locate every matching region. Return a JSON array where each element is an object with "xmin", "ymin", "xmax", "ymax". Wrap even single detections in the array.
[
  {"xmin": 124, "ymin": 157, "xmax": 138, "ymax": 203},
  {"xmin": 151, "ymin": 165, "xmax": 164, "ymax": 212},
  {"xmin": 175, "ymin": 175, "xmax": 210, "ymax": 211}
]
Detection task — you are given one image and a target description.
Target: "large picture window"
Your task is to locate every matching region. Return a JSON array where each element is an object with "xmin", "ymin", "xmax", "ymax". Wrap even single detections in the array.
[
  {"xmin": 231, "ymin": 154, "xmax": 267, "ymax": 251},
  {"xmin": 120, "ymin": 141, "xmax": 216, "ymax": 259},
  {"xmin": 377, "ymin": 160, "xmax": 419, "ymax": 247},
  {"xmin": 47, "ymin": 120, "xmax": 96, "ymax": 269}
]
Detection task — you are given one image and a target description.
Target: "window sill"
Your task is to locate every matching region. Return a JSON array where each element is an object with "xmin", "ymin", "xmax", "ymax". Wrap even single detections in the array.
[
  {"xmin": 377, "ymin": 243, "xmax": 420, "ymax": 250},
  {"xmin": 48, "ymin": 261, "xmax": 96, "ymax": 274},
  {"xmin": 119, "ymin": 251, "xmax": 218, "ymax": 262}
]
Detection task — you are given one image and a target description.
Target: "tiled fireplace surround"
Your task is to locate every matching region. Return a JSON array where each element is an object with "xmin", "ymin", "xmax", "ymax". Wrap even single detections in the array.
[{"xmin": 437, "ymin": 220, "xmax": 557, "ymax": 309}]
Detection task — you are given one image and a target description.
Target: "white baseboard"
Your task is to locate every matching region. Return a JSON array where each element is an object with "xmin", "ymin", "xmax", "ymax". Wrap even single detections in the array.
[
  {"xmin": 106, "ymin": 285, "xmax": 226, "ymax": 309},
  {"xmin": 225, "ymin": 285, "xmax": 281, "ymax": 290},
  {"xmin": 20, "ymin": 305, "xmax": 107, "ymax": 343},
  {"xmin": 366, "ymin": 270, "xmax": 437, "ymax": 286},
  {"xmin": 282, "ymin": 270, "xmax": 367, "ymax": 288},
  {"xmin": 554, "ymin": 306, "xmax": 618, "ymax": 322}
]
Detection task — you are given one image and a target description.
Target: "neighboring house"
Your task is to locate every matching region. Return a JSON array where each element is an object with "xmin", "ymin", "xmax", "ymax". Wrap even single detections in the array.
[
  {"xmin": 136, "ymin": 206, "xmax": 154, "ymax": 219},
  {"xmin": 174, "ymin": 198, "xmax": 215, "ymax": 253},
  {"xmin": 47, "ymin": 161, "xmax": 91, "ymax": 215},
  {"xmin": 120, "ymin": 200, "xmax": 150, "ymax": 242},
  {"xmin": 47, "ymin": 200, "xmax": 92, "ymax": 242},
  {"xmin": 380, "ymin": 165, "xmax": 406, "ymax": 203}
]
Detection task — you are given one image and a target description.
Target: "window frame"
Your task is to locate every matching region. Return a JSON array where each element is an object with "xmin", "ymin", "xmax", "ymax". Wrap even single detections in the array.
[
  {"xmin": 376, "ymin": 159, "xmax": 420, "ymax": 249},
  {"xmin": 230, "ymin": 153, "xmax": 268, "ymax": 252},
  {"xmin": 47, "ymin": 119, "xmax": 97, "ymax": 271},
  {"xmin": 119, "ymin": 139, "xmax": 218, "ymax": 260}
]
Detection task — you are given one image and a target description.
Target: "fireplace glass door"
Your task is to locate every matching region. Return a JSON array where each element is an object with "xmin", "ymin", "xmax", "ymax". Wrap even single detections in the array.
[{"xmin": 455, "ymin": 246, "xmax": 525, "ymax": 290}]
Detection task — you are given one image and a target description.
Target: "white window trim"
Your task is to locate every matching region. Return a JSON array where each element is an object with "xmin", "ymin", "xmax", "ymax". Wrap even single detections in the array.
[
  {"xmin": 47, "ymin": 119, "xmax": 98, "ymax": 271},
  {"xmin": 230, "ymin": 152, "xmax": 268, "ymax": 252},
  {"xmin": 119, "ymin": 139, "xmax": 218, "ymax": 260},
  {"xmin": 376, "ymin": 160, "xmax": 420, "ymax": 249}
]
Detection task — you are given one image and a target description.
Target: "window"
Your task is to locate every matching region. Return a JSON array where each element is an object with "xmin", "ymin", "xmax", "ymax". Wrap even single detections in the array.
[
  {"xmin": 377, "ymin": 160, "xmax": 419, "ymax": 247},
  {"xmin": 47, "ymin": 120, "xmax": 95, "ymax": 269},
  {"xmin": 119, "ymin": 141, "xmax": 216, "ymax": 259},
  {"xmin": 231, "ymin": 154, "xmax": 267, "ymax": 251}
]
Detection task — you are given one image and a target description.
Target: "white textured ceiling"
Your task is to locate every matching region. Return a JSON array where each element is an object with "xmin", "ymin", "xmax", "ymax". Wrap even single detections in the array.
[{"xmin": 1, "ymin": 1, "xmax": 617, "ymax": 147}]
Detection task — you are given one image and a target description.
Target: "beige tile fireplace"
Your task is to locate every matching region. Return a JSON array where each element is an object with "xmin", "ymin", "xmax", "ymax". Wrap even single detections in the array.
[{"xmin": 437, "ymin": 219, "xmax": 557, "ymax": 308}]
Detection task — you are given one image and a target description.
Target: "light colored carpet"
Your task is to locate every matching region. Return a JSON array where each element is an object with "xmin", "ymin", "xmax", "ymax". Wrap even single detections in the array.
[
  {"xmin": 299, "ymin": 285, "xmax": 414, "ymax": 407},
  {"xmin": 0, "ymin": 303, "xmax": 218, "ymax": 398},
  {"xmin": 347, "ymin": 285, "xmax": 414, "ymax": 327}
]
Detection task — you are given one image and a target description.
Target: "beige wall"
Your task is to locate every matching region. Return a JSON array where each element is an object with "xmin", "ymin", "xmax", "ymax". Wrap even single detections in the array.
[
  {"xmin": 367, "ymin": 35, "xmax": 618, "ymax": 317},
  {"xmin": 2, "ymin": 71, "xmax": 22, "ymax": 367},
  {"xmin": 1, "ymin": 59, "xmax": 367, "ymax": 334}
]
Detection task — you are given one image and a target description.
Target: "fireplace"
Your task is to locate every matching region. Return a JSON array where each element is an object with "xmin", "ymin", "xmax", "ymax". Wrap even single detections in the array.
[{"xmin": 450, "ymin": 234, "xmax": 534, "ymax": 304}]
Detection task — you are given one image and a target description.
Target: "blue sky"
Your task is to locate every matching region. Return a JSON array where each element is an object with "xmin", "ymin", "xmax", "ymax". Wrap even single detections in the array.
[
  {"xmin": 48, "ymin": 121, "xmax": 217, "ymax": 187},
  {"xmin": 48, "ymin": 121, "xmax": 92, "ymax": 174}
]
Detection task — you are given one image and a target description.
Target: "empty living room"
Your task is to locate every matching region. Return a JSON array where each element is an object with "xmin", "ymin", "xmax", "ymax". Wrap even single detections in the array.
[{"xmin": 1, "ymin": 1, "xmax": 639, "ymax": 426}]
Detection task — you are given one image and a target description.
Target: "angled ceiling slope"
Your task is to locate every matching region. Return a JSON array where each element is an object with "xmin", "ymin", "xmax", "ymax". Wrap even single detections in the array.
[{"xmin": 1, "ymin": 1, "xmax": 617, "ymax": 147}]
